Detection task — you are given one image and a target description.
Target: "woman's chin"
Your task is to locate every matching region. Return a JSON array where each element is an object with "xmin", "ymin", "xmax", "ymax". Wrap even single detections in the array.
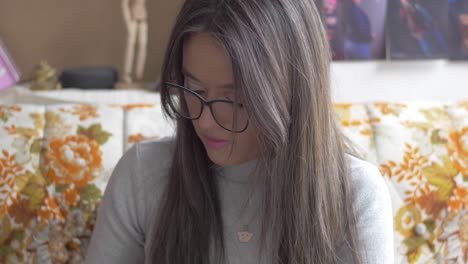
[
  {"xmin": 205, "ymin": 149, "xmax": 228, "ymax": 166},
  {"xmin": 205, "ymin": 149, "xmax": 240, "ymax": 167}
]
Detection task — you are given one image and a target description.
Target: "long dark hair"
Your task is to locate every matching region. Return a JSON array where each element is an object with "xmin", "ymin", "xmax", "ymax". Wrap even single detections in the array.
[{"xmin": 148, "ymin": 0, "xmax": 363, "ymax": 263}]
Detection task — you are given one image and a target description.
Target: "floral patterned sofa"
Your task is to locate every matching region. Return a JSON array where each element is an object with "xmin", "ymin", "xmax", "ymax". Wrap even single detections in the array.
[{"xmin": 0, "ymin": 100, "xmax": 466, "ymax": 263}]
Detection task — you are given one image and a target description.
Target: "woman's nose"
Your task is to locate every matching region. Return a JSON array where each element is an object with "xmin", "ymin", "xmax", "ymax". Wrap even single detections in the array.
[{"xmin": 196, "ymin": 105, "xmax": 218, "ymax": 130}]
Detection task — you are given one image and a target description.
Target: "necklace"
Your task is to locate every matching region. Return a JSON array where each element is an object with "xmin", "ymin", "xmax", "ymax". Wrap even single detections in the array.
[
  {"xmin": 236, "ymin": 194, "xmax": 258, "ymax": 243},
  {"xmin": 214, "ymin": 162, "xmax": 259, "ymax": 243},
  {"xmin": 237, "ymin": 224, "xmax": 254, "ymax": 243}
]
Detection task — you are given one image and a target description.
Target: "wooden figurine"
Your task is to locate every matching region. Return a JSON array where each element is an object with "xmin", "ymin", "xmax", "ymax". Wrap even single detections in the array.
[{"xmin": 121, "ymin": 0, "xmax": 148, "ymax": 84}]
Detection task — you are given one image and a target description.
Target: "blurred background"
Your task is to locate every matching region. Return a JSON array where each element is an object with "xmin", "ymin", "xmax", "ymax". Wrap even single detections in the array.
[
  {"xmin": 0, "ymin": 0, "xmax": 183, "ymax": 83},
  {"xmin": 0, "ymin": 0, "xmax": 468, "ymax": 101}
]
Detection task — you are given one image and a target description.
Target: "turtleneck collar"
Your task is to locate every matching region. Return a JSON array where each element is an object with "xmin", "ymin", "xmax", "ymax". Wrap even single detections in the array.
[{"xmin": 212, "ymin": 159, "xmax": 258, "ymax": 184}]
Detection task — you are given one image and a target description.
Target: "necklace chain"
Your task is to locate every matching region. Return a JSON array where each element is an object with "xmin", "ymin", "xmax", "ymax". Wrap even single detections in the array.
[{"xmin": 236, "ymin": 195, "xmax": 259, "ymax": 243}]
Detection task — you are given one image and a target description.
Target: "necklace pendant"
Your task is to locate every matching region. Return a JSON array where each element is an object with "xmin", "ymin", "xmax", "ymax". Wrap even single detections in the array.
[{"xmin": 237, "ymin": 225, "xmax": 253, "ymax": 243}]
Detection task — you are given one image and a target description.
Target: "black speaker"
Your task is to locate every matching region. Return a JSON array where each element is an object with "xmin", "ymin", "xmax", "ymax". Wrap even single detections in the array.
[{"xmin": 59, "ymin": 67, "xmax": 118, "ymax": 89}]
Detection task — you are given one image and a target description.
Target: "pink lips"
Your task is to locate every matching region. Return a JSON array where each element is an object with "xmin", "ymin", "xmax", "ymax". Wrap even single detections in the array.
[{"xmin": 203, "ymin": 136, "xmax": 229, "ymax": 149}]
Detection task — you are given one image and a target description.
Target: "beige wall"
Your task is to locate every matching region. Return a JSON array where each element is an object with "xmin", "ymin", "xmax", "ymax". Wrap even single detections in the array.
[{"xmin": 0, "ymin": 0, "xmax": 183, "ymax": 82}]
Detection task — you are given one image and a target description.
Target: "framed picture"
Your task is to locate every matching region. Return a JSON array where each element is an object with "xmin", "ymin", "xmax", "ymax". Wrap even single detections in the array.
[
  {"xmin": 449, "ymin": 0, "xmax": 468, "ymax": 60},
  {"xmin": 0, "ymin": 39, "xmax": 20, "ymax": 91},
  {"xmin": 388, "ymin": 0, "xmax": 450, "ymax": 59},
  {"xmin": 317, "ymin": 0, "xmax": 387, "ymax": 60}
]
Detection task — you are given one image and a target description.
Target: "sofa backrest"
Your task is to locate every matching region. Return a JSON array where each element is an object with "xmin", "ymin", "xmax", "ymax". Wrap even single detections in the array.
[{"xmin": 0, "ymin": 102, "xmax": 466, "ymax": 263}]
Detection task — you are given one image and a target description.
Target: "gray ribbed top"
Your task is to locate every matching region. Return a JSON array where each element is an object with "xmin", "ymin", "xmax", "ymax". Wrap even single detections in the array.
[{"xmin": 85, "ymin": 137, "xmax": 394, "ymax": 264}]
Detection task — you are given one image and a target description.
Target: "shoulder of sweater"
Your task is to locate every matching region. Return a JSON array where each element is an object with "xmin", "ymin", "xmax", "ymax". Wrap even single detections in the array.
[
  {"xmin": 130, "ymin": 136, "xmax": 175, "ymax": 184},
  {"xmin": 345, "ymin": 154, "xmax": 391, "ymax": 205},
  {"xmin": 134, "ymin": 136, "xmax": 175, "ymax": 164},
  {"xmin": 339, "ymin": 155, "xmax": 394, "ymax": 263},
  {"xmin": 129, "ymin": 136, "xmax": 176, "ymax": 233}
]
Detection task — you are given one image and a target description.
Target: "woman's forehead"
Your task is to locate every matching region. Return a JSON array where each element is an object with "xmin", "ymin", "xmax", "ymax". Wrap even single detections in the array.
[{"xmin": 182, "ymin": 32, "xmax": 234, "ymax": 89}]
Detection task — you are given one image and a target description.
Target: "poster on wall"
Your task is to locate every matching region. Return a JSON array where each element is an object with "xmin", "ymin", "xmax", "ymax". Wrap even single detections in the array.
[
  {"xmin": 387, "ymin": 0, "xmax": 450, "ymax": 59},
  {"xmin": 449, "ymin": 0, "xmax": 468, "ymax": 60},
  {"xmin": 318, "ymin": 0, "xmax": 387, "ymax": 60}
]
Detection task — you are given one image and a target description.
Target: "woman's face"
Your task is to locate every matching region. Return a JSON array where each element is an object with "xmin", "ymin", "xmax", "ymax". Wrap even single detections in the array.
[{"xmin": 182, "ymin": 32, "xmax": 259, "ymax": 166}]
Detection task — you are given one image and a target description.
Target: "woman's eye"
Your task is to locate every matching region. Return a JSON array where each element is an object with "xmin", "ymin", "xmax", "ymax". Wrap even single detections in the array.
[
  {"xmin": 191, "ymin": 90, "xmax": 205, "ymax": 95},
  {"xmin": 224, "ymin": 93, "xmax": 236, "ymax": 101},
  {"xmin": 185, "ymin": 85, "xmax": 204, "ymax": 96}
]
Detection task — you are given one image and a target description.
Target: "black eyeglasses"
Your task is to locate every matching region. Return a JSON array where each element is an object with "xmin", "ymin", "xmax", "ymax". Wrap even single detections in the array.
[{"xmin": 165, "ymin": 82, "xmax": 249, "ymax": 133}]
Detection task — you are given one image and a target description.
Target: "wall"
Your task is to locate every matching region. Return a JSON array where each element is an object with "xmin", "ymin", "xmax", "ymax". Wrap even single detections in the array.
[
  {"xmin": 0, "ymin": 0, "xmax": 183, "ymax": 82},
  {"xmin": 1, "ymin": 1, "xmax": 467, "ymax": 102},
  {"xmin": 331, "ymin": 61, "xmax": 468, "ymax": 102}
]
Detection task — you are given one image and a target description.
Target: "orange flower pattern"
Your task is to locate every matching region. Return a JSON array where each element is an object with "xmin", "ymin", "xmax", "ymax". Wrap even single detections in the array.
[
  {"xmin": 0, "ymin": 105, "xmax": 22, "ymax": 122},
  {"xmin": 334, "ymin": 104, "xmax": 381, "ymax": 136},
  {"xmin": 3, "ymin": 124, "xmax": 16, "ymax": 134},
  {"xmin": 59, "ymin": 104, "xmax": 99, "ymax": 121},
  {"xmin": 0, "ymin": 105, "xmax": 106, "ymax": 263},
  {"xmin": 372, "ymin": 104, "xmax": 468, "ymax": 263},
  {"xmin": 0, "ymin": 150, "xmax": 24, "ymax": 217},
  {"xmin": 1, "ymin": 102, "xmax": 466, "ymax": 262},
  {"xmin": 447, "ymin": 187, "xmax": 468, "ymax": 213},
  {"xmin": 447, "ymin": 127, "xmax": 468, "ymax": 177},
  {"xmin": 380, "ymin": 144, "xmax": 431, "ymax": 206},
  {"xmin": 44, "ymin": 135, "xmax": 102, "ymax": 188},
  {"xmin": 332, "ymin": 104, "xmax": 379, "ymax": 163},
  {"xmin": 373, "ymin": 102, "xmax": 408, "ymax": 116},
  {"xmin": 63, "ymin": 187, "xmax": 80, "ymax": 207},
  {"xmin": 128, "ymin": 133, "xmax": 160, "ymax": 144},
  {"xmin": 114, "ymin": 103, "xmax": 156, "ymax": 110},
  {"xmin": 38, "ymin": 194, "xmax": 64, "ymax": 223}
]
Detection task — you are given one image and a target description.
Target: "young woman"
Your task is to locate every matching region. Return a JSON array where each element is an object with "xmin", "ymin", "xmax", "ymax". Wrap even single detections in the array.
[{"xmin": 85, "ymin": 0, "xmax": 393, "ymax": 263}]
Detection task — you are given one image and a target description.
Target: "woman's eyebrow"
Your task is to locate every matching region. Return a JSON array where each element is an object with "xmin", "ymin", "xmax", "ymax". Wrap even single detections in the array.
[
  {"xmin": 181, "ymin": 66, "xmax": 234, "ymax": 89},
  {"xmin": 181, "ymin": 66, "xmax": 201, "ymax": 83}
]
